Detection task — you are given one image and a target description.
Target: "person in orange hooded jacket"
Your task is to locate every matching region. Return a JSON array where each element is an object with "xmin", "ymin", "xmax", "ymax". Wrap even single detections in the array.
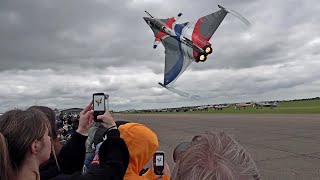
[{"xmin": 118, "ymin": 123, "xmax": 170, "ymax": 180}]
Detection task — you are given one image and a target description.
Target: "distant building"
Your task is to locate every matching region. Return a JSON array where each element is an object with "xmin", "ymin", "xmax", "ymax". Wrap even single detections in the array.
[{"xmin": 60, "ymin": 108, "xmax": 83, "ymax": 116}]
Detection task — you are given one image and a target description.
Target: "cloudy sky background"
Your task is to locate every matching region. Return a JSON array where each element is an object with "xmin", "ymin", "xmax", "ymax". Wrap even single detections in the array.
[{"xmin": 0, "ymin": 0, "xmax": 319, "ymax": 112}]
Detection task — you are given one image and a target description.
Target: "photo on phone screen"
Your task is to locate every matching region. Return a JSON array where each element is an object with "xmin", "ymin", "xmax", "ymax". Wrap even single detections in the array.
[
  {"xmin": 93, "ymin": 94, "xmax": 105, "ymax": 111},
  {"xmin": 155, "ymin": 155, "xmax": 164, "ymax": 166}
]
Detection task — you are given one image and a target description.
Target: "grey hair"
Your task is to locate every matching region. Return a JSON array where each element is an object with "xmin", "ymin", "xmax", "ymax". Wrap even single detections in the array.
[{"xmin": 171, "ymin": 130, "xmax": 260, "ymax": 180}]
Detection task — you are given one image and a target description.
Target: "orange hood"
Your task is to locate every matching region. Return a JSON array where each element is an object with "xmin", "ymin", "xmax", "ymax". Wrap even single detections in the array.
[{"xmin": 119, "ymin": 123, "xmax": 159, "ymax": 179}]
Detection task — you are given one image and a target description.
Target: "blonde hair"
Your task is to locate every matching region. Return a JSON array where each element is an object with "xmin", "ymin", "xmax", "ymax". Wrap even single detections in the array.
[{"xmin": 171, "ymin": 130, "xmax": 260, "ymax": 180}]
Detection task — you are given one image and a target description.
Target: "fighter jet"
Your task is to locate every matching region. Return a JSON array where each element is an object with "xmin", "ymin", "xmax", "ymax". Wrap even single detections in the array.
[{"xmin": 143, "ymin": 5, "xmax": 250, "ymax": 91}]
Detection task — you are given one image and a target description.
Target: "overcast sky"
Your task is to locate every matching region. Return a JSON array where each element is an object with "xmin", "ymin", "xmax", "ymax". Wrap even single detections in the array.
[{"xmin": 0, "ymin": 0, "xmax": 319, "ymax": 112}]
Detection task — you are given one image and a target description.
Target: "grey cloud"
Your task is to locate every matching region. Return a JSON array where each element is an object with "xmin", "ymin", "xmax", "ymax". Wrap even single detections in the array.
[{"xmin": 0, "ymin": 0, "xmax": 320, "ymax": 112}]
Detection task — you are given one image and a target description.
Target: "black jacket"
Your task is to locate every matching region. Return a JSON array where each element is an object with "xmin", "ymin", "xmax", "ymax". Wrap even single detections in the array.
[
  {"xmin": 40, "ymin": 131, "xmax": 87, "ymax": 179},
  {"xmin": 49, "ymin": 129, "xmax": 130, "ymax": 180}
]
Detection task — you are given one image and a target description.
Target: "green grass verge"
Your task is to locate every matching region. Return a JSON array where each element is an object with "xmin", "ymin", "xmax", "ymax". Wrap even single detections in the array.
[{"xmin": 125, "ymin": 99, "xmax": 320, "ymax": 114}]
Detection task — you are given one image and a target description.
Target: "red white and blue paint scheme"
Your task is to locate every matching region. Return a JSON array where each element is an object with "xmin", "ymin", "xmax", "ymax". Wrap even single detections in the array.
[{"xmin": 143, "ymin": 5, "xmax": 250, "ymax": 92}]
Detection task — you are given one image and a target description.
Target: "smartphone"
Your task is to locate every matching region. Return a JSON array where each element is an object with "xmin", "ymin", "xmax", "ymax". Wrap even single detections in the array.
[
  {"xmin": 93, "ymin": 93, "xmax": 106, "ymax": 122},
  {"xmin": 153, "ymin": 151, "xmax": 165, "ymax": 175}
]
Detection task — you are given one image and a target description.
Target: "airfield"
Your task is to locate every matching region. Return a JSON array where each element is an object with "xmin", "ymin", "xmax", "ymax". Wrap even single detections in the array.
[{"xmin": 114, "ymin": 113, "xmax": 320, "ymax": 180}]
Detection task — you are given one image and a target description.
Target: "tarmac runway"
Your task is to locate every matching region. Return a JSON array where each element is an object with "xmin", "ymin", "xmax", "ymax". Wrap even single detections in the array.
[{"xmin": 114, "ymin": 113, "xmax": 320, "ymax": 180}]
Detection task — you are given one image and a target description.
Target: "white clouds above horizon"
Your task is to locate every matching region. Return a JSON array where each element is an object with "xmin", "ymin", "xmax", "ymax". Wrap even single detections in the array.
[{"xmin": 0, "ymin": 0, "xmax": 319, "ymax": 112}]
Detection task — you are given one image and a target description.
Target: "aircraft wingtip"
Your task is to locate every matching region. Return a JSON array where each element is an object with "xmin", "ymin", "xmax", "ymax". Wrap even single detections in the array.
[
  {"xmin": 218, "ymin": 5, "xmax": 226, "ymax": 11},
  {"xmin": 158, "ymin": 82, "xmax": 166, "ymax": 88}
]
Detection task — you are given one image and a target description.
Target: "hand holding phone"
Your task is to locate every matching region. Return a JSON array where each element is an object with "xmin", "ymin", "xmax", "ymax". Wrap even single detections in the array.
[
  {"xmin": 97, "ymin": 110, "xmax": 116, "ymax": 129},
  {"xmin": 77, "ymin": 101, "xmax": 94, "ymax": 135}
]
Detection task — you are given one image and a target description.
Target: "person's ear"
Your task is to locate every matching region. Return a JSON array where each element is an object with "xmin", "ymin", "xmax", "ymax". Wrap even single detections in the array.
[{"xmin": 30, "ymin": 139, "xmax": 42, "ymax": 154}]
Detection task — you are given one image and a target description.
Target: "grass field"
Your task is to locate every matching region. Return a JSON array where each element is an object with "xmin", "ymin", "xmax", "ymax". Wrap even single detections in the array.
[{"xmin": 129, "ymin": 99, "xmax": 320, "ymax": 114}]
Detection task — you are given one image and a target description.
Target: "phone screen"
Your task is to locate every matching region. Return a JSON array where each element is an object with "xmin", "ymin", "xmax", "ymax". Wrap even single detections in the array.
[
  {"xmin": 93, "ymin": 94, "xmax": 105, "ymax": 111},
  {"xmin": 155, "ymin": 155, "xmax": 164, "ymax": 166}
]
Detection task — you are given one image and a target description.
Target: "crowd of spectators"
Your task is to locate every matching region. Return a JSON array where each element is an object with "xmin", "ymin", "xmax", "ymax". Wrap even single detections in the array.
[
  {"xmin": 0, "ymin": 101, "xmax": 261, "ymax": 180},
  {"xmin": 56, "ymin": 114, "xmax": 79, "ymax": 144}
]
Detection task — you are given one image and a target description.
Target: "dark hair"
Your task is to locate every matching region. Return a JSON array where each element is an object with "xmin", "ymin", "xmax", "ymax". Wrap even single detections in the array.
[
  {"xmin": 115, "ymin": 120, "xmax": 130, "ymax": 127},
  {"xmin": 0, "ymin": 133, "xmax": 13, "ymax": 180},
  {"xmin": 0, "ymin": 109, "xmax": 51, "ymax": 180},
  {"xmin": 173, "ymin": 142, "xmax": 191, "ymax": 163},
  {"xmin": 28, "ymin": 106, "xmax": 57, "ymax": 139}
]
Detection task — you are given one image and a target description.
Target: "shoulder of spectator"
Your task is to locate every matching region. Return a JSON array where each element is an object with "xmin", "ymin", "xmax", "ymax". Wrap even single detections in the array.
[
  {"xmin": 66, "ymin": 166, "xmax": 125, "ymax": 180},
  {"xmin": 104, "ymin": 128, "xmax": 120, "ymax": 138},
  {"xmin": 59, "ymin": 131, "xmax": 87, "ymax": 157},
  {"xmin": 98, "ymin": 136, "xmax": 129, "ymax": 169}
]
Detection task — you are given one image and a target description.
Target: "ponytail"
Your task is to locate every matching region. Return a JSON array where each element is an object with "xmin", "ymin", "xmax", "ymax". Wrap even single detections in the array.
[{"xmin": 0, "ymin": 133, "xmax": 14, "ymax": 180}]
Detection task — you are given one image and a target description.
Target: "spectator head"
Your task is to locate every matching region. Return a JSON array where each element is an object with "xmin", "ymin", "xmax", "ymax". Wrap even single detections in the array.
[
  {"xmin": 118, "ymin": 123, "xmax": 159, "ymax": 177},
  {"xmin": 171, "ymin": 130, "xmax": 260, "ymax": 180},
  {"xmin": 28, "ymin": 106, "xmax": 57, "ymax": 140},
  {"xmin": 173, "ymin": 142, "xmax": 191, "ymax": 163},
  {"xmin": 0, "ymin": 108, "xmax": 52, "ymax": 180},
  {"xmin": 56, "ymin": 119, "xmax": 63, "ymax": 129}
]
